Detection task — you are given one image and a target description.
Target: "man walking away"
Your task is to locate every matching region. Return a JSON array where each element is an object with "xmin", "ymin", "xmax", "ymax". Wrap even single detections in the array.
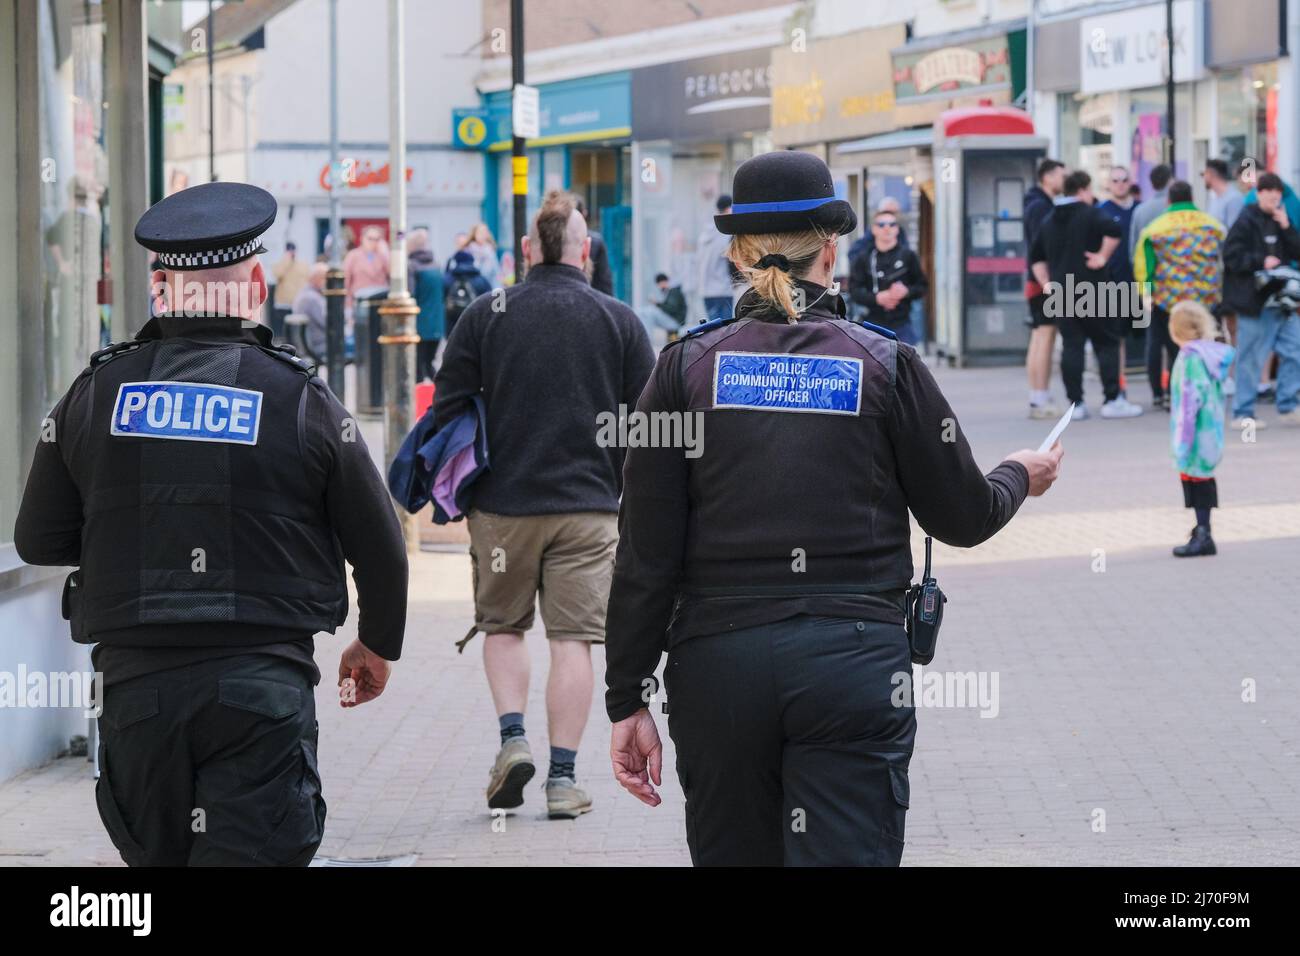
[
  {"xmin": 443, "ymin": 248, "xmax": 491, "ymax": 341},
  {"xmin": 1024, "ymin": 159, "xmax": 1065, "ymax": 418},
  {"xmin": 1223, "ymin": 171, "xmax": 1300, "ymax": 427},
  {"xmin": 574, "ymin": 197, "xmax": 614, "ymax": 296},
  {"xmin": 433, "ymin": 190, "xmax": 655, "ymax": 818},
  {"xmin": 407, "ymin": 228, "xmax": 445, "ymax": 383},
  {"xmin": 698, "ymin": 194, "xmax": 738, "ymax": 322},
  {"xmin": 1133, "ymin": 181, "xmax": 1225, "ymax": 410},
  {"xmin": 1030, "ymin": 170, "xmax": 1143, "ymax": 420}
]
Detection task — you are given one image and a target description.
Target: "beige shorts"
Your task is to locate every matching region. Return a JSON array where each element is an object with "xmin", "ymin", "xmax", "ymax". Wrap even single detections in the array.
[{"xmin": 467, "ymin": 510, "xmax": 618, "ymax": 642}]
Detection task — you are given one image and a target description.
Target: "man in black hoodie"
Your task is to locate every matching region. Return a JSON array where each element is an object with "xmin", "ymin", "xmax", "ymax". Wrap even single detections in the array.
[
  {"xmin": 1024, "ymin": 159, "xmax": 1065, "ymax": 418},
  {"xmin": 848, "ymin": 207, "xmax": 927, "ymax": 342},
  {"xmin": 1030, "ymin": 170, "xmax": 1143, "ymax": 419}
]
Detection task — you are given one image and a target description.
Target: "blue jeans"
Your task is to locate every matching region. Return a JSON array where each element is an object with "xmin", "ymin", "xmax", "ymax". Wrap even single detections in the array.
[
  {"xmin": 1233, "ymin": 307, "xmax": 1300, "ymax": 417},
  {"xmin": 704, "ymin": 296, "xmax": 733, "ymax": 323}
]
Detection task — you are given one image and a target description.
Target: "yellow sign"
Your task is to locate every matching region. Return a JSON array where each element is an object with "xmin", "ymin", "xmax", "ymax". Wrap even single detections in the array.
[{"xmin": 457, "ymin": 114, "xmax": 487, "ymax": 147}]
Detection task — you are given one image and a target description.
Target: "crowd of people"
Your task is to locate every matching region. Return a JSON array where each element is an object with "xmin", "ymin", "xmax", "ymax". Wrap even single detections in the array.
[{"xmin": 1021, "ymin": 155, "xmax": 1300, "ymax": 556}]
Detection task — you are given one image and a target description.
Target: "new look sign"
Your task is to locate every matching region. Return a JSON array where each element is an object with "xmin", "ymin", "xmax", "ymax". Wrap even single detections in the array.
[{"xmin": 1080, "ymin": 0, "xmax": 1204, "ymax": 95}]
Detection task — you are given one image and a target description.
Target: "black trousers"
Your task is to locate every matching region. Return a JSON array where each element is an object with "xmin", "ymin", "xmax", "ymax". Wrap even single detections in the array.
[
  {"xmin": 1058, "ymin": 314, "xmax": 1122, "ymax": 404},
  {"xmin": 664, "ymin": 615, "xmax": 916, "ymax": 866},
  {"xmin": 96, "ymin": 654, "xmax": 325, "ymax": 866},
  {"xmin": 417, "ymin": 338, "xmax": 440, "ymax": 382},
  {"xmin": 1147, "ymin": 306, "xmax": 1181, "ymax": 400}
]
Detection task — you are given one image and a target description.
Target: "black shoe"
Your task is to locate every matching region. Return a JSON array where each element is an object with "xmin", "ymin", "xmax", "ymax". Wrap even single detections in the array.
[
  {"xmin": 1172, "ymin": 525, "xmax": 1216, "ymax": 557},
  {"xmin": 1258, "ymin": 386, "xmax": 1276, "ymax": 405}
]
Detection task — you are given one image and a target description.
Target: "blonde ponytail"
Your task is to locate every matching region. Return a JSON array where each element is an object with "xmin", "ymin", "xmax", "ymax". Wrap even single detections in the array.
[{"xmin": 728, "ymin": 229, "xmax": 830, "ymax": 320}]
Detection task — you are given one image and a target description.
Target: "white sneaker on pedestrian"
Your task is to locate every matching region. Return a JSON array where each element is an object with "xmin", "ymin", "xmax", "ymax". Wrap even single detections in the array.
[
  {"xmin": 1029, "ymin": 403, "xmax": 1060, "ymax": 420},
  {"xmin": 1100, "ymin": 396, "xmax": 1144, "ymax": 418},
  {"xmin": 1231, "ymin": 416, "xmax": 1266, "ymax": 430},
  {"xmin": 1070, "ymin": 403, "xmax": 1090, "ymax": 421},
  {"xmin": 1224, "ymin": 377, "xmax": 1237, "ymax": 396}
]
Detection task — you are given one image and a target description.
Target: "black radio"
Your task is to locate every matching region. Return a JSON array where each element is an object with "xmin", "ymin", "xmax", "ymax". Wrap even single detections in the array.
[{"xmin": 905, "ymin": 537, "xmax": 946, "ymax": 665}]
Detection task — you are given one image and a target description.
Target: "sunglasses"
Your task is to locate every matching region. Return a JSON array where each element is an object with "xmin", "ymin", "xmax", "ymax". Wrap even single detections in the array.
[{"xmin": 874, "ymin": 220, "xmax": 899, "ymax": 228}]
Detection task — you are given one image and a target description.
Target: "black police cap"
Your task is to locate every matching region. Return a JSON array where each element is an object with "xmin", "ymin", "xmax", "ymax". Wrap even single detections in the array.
[
  {"xmin": 714, "ymin": 151, "xmax": 856, "ymax": 237},
  {"xmin": 135, "ymin": 182, "xmax": 277, "ymax": 271}
]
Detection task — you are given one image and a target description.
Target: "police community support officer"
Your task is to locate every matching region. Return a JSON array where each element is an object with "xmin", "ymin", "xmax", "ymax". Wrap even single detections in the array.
[
  {"xmin": 14, "ymin": 182, "xmax": 408, "ymax": 866},
  {"xmin": 604, "ymin": 152, "xmax": 1064, "ymax": 867}
]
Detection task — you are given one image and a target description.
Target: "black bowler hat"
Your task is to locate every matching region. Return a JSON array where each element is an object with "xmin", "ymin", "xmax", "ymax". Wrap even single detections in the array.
[
  {"xmin": 135, "ymin": 181, "xmax": 277, "ymax": 270},
  {"xmin": 714, "ymin": 151, "xmax": 856, "ymax": 236}
]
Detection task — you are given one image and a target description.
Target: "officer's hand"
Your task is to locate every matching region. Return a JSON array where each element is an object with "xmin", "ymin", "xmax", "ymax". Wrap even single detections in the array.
[
  {"xmin": 610, "ymin": 708, "xmax": 663, "ymax": 807},
  {"xmin": 1005, "ymin": 442, "xmax": 1064, "ymax": 497},
  {"xmin": 338, "ymin": 639, "xmax": 391, "ymax": 707},
  {"xmin": 1264, "ymin": 255, "xmax": 1282, "ymax": 270}
]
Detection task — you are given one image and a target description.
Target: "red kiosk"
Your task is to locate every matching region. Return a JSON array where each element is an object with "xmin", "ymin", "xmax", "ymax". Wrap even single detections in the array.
[{"xmin": 931, "ymin": 107, "xmax": 1048, "ymax": 366}]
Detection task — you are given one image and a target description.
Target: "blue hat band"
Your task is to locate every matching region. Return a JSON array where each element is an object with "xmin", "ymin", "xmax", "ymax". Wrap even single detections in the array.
[{"xmin": 729, "ymin": 196, "xmax": 838, "ymax": 214}]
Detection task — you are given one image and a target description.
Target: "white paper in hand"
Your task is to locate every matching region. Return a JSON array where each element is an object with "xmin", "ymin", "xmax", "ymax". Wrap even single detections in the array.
[{"xmin": 1037, "ymin": 403, "xmax": 1076, "ymax": 453}]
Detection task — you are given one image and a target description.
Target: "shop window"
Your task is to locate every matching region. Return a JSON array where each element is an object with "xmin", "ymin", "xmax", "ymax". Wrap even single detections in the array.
[{"xmin": 1216, "ymin": 63, "xmax": 1280, "ymax": 175}]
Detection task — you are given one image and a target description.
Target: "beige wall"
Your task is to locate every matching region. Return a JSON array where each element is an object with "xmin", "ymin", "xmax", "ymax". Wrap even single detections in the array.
[{"xmin": 479, "ymin": 0, "xmax": 792, "ymax": 56}]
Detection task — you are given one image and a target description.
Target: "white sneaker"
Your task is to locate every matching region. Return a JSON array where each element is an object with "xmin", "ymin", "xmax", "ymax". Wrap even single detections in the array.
[
  {"xmin": 1100, "ymin": 396, "xmax": 1144, "ymax": 418},
  {"xmin": 1071, "ymin": 403, "xmax": 1090, "ymax": 421},
  {"xmin": 1029, "ymin": 403, "xmax": 1060, "ymax": 420},
  {"xmin": 1231, "ymin": 416, "xmax": 1267, "ymax": 430},
  {"xmin": 1224, "ymin": 377, "xmax": 1237, "ymax": 396}
]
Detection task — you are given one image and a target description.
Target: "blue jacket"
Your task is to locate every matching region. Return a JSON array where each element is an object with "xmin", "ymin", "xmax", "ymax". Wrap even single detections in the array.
[
  {"xmin": 388, "ymin": 395, "xmax": 489, "ymax": 523},
  {"xmin": 408, "ymin": 248, "xmax": 446, "ymax": 340}
]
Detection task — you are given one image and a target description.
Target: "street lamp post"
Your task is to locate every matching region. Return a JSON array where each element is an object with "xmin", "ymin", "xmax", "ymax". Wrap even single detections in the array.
[
  {"xmin": 378, "ymin": 0, "xmax": 420, "ymax": 551},
  {"xmin": 324, "ymin": 0, "xmax": 346, "ymax": 399},
  {"xmin": 511, "ymin": 0, "xmax": 526, "ymax": 281}
]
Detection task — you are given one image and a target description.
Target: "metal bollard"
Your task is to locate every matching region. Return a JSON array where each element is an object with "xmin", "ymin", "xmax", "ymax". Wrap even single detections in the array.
[{"xmin": 324, "ymin": 267, "xmax": 346, "ymax": 401}]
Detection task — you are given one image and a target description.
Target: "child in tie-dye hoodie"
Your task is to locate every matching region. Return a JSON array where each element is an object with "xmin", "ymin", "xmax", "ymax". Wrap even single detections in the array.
[{"xmin": 1168, "ymin": 301, "xmax": 1235, "ymax": 557}]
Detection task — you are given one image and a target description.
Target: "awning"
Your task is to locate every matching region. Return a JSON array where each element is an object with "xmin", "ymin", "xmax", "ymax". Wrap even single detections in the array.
[
  {"xmin": 835, "ymin": 127, "xmax": 933, "ymax": 155},
  {"xmin": 889, "ymin": 17, "xmax": 1027, "ymax": 57}
]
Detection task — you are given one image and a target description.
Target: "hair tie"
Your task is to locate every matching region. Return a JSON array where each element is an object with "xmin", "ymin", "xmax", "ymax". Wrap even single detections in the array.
[{"xmin": 755, "ymin": 253, "xmax": 791, "ymax": 272}]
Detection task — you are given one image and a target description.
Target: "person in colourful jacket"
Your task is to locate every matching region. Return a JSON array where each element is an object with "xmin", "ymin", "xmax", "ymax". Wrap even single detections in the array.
[
  {"xmin": 1133, "ymin": 181, "xmax": 1225, "ymax": 409},
  {"xmin": 1167, "ymin": 300, "xmax": 1235, "ymax": 558}
]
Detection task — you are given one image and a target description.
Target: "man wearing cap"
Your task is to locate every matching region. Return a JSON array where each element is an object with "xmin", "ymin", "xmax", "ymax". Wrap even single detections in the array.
[
  {"xmin": 604, "ymin": 151, "xmax": 1065, "ymax": 866},
  {"xmin": 14, "ymin": 181, "xmax": 408, "ymax": 866}
]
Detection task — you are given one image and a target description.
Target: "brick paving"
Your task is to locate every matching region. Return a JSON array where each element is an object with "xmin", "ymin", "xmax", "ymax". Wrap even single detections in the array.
[{"xmin": 1, "ymin": 361, "xmax": 1297, "ymax": 866}]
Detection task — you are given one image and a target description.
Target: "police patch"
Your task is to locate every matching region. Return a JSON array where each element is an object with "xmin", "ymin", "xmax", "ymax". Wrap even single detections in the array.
[
  {"xmin": 110, "ymin": 382, "xmax": 263, "ymax": 445},
  {"xmin": 713, "ymin": 351, "xmax": 862, "ymax": 415}
]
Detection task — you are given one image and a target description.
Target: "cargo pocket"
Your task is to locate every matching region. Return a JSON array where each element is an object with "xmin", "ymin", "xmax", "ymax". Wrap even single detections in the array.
[
  {"xmin": 256, "ymin": 726, "xmax": 327, "ymax": 867},
  {"xmin": 876, "ymin": 762, "xmax": 910, "ymax": 867},
  {"xmin": 95, "ymin": 742, "xmax": 148, "ymax": 866}
]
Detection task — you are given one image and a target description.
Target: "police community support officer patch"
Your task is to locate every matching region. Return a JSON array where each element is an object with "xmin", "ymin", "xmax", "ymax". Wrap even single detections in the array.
[
  {"xmin": 712, "ymin": 351, "xmax": 863, "ymax": 415},
  {"xmin": 110, "ymin": 382, "xmax": 264, "ymax": 445}
]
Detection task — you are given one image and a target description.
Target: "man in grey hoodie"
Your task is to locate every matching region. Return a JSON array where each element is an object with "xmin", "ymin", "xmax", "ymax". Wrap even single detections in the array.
[{"xmin": 1128, "ymin": 164, "xmax": 1173, "ymax": 261}]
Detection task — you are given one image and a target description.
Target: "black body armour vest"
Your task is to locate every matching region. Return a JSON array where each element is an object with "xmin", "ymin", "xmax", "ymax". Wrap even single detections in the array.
[
  {"xmin": 65, "ymin": 318, "xmax": 348, "ymax": 642},
  {"xmin": 672, "ymin": 296, "xmax": 909, "ymax": 600}
]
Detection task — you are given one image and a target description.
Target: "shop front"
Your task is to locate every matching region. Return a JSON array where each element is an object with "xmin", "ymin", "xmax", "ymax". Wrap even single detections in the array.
[
  {"xmin": 249, "ymin": 146, "xmax": 484, "ymax": 270},
  {"xmin": 1, "ymin": 0, "xmax": 153, "ymax": 782},
  {"xmin": 472, "ymin": 72, "xmax": 631, "ymax": 295},
  {"xmin": 1037, "ymin": 0, "xmax": 1287, "ymax": 202},
  {"xmin": 630, "ymin": 47, "xmax": 776, "ymax": 313},
  {"xmin": 834, "ymin": 22, "xmax": 1025, "ymax": 341},
  {"xmin": 769, "ymin": 24, "xmax": 906, "ymax": 280}
]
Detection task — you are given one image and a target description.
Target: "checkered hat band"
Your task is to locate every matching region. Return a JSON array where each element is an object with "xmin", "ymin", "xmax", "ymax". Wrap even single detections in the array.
[{"xmin": 156, "ymin": 234, "xmax": 262, "ymax": 269}]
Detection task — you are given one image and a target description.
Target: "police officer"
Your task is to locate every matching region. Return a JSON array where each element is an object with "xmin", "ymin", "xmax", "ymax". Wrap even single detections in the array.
[
  {"xmin": 14, "ymin": 182, "xmax": 408, "ymax": 866},
  {"xmin": 604, "ymin": 152, "xmax": 1064, "ymax": 866}
]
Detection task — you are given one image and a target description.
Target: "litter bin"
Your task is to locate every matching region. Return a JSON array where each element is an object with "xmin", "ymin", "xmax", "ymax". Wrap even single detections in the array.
[{"xmin": 353, "ymin": 287, "xmax": 388, "ymax": 416}]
